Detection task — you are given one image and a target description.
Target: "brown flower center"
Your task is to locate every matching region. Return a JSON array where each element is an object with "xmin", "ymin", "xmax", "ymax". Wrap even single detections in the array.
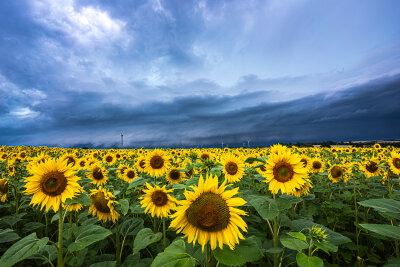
[
  {"xmin": 0, "ymin": 179, "xmax": 8, "ymax": 194},
  {"xmin": 139, "ymin": 160, "xmax": 146, "ymax": 169},
  {"xmin": 40, "ymin": 171, "xmax": 68, "ymax": 196},
  {"xmin": 392, "ymin": 158, "xmax": 400, "ymax": 169},
  {"xmin": 259, "ymin": 166, "xmax": 266, "ymax": 172},
  {"xmin": 300, "ymin": 159, "xmax": 308, "ymax": 167},
  {"xmin": 92, "ymin": 192, "xmax": 110, "ymax": 213},
  {"xmin": 126, "ymin": 170, "xmax": 136, "ymax": 179},
  {"xmin": 105, "ymin": 156, "xmax": 113, "ymax": 163},
  {"xmin": 225, "ymin": 161, "xmax": 238, "ymax": 175},
  {"xmin": 200, "ymin": 154, "xmax": 209, "ymax": 160},
  {"xmin": 186, "ymin": 192, "xmax": 230, "ymax": 232},
  {"xmin": 66, "ymin": 156, "xmax": 75, "ymax": 166},
  {"xmin": 312, "ymin": 161, "xmax": 322, "ymax": 169},
  {"xmin": 331, "ymin": 166, "xmax": 343, "ymax": 178},
  {"xmin": 169, "ymin": 170, "xmax": 181, "ymax": 180},
  {"xmin": 273, "ymin": 162, "xmax": 294, "ymax": 182},
  {"xmin": 366, "ymin": 161, "xmax": 378, "ymax": 173},
  {"xmin": 92, "ymin": 167, "xmax": 104, "ymax": 180},
  {"xmin": 150, "ymin": 156, "xmax": 164, "ymax": 169},
  {"xmin": 20, "ymin": 152, "xmax": 26, "ymax": 158},
  {"xmin": 79, "ymin": 161, "xmax": 86, "ymax": 167},
  {"xmin": 151, "ymin": 190, "xmax": 168, "ymax": 206}
]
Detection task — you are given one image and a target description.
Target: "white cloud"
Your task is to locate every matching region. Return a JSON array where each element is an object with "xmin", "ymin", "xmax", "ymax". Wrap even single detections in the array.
[
  {"xmin": 10, "ymin": 107, "xmax": 40, "ymax": 119},
  {"xmin": 31, "ymin": 0, "xmax": 129, "ymax": 46}
]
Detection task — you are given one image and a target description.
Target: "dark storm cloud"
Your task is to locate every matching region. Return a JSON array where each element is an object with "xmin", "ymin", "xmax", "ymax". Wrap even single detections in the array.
[{"xmin": 1, "ymin": 75, "xmax": 399, "ymax": 147}]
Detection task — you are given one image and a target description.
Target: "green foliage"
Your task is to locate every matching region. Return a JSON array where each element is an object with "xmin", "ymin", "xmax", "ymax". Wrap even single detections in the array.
[
  {"xmin": 68, "ymin": 225, "xmax": 112, "ymax": 252},
  {"xmin": 213, "ymin": 236, "xmax": 263, "ymax": 266},
  {"xmin": 152, "ymin": 240, "xmax": 196, "ymax": 267},
  {"xmin": 133, "ymin": 228, "xmax": 162, "ymax": 253},
  {"xmin": 0, "ymin": 233, "xmax": 48, "ymax": 267}
]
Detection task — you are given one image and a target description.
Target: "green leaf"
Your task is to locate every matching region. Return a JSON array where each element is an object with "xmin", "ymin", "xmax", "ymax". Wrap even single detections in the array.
[
  {"xmin": 296, "ymin": 252, "xmax": 324, "ymax": 267},
  {"xmin": 280, "ymin": 238, "xmax": 308, "ymax": 251},
  {"xmin": 133, "ymin": 228, "xmax": 162, "ymax": 253},
  {"xmin": 120, "ymin": 218, "xmax": 144, "ymax": 236},
  {"xmin": 88, "ymin": 261, "xmax": 116, "ymax": 267},
  {"xmin": 358, "ymin": 199, "xmax": 400, "ymax": 213},
  {"xmin": 276, "ymin": 198, "xmax": 292, "ymax": 211},
  {"xmin": 244, "ymin": 157, "xmax": 266, "ymax": 164},
  {"xmin": 313, "ymin": 241, "xmax": 338, "ymax": 254},
  {"xmin": 151, "ymin": 240, "xmax": 196, "ymax": 267},
  {"xmin": 291, "ymin": 219, "xmax": 351, "ymax": 245},
  {"xmin": 248, "ymin": 195, "xmax": 278, "ymax": 220},
  {"xmin": 359, "ymin": 224, "xmax": 400, "ymax": 239},
  {"xmin": 213, "ymin": 236, "xmax": 263, "ymax": 266},
  {"xmin": 0, "ymin": 229, "xmax": 19, "ymax": 244},
  {"xmin": 65, "ymin": 193, "xmax": 92, "ymax": 206},
  {"xmin": 30, "ymin": 245, "xmax": 57, "ymax": 265},
  {"xmin": 68, "ymin": 225, "xmax": 112, "ymax": 252},
  {"xmin": 1, "ymin": 213, "xmax": 26, "ymax": 226},
  {"xmin": 23, "ymin": 222, "xmax": 45, "ymax": 233},
  {"xmin": 0, "ymin": 233, "xmax": 48, "ymax": 267},
  {"xmin": 118, "ymin": 199, "xmax": 130, "ymax": 216},
  {"xmin": 287, "ymin": 232, "xmax": 307, "ymax": 242}
]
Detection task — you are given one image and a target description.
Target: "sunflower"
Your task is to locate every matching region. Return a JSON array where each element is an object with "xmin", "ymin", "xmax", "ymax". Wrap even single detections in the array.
[
  {"xmin": 328, "ymin": 164, "xmax": 347, "ymax": 183},
  {"xmin": 220, "ymin": 154, "xmax": 245, "ymax": 183},
  {"xmin": 363, "ymin": 158, "xmax": 382, "ymax": 178},
  {"xmin": 24, "ymin": 158, "xmax": 82, "ymax": 212},
  {"xmin": 299, "ymin": 155, "xmax": 312, "ymax": 171},
  {"xmin": 61, "ymin": 154, "xmax": 77, "ymax": 168},
  {"xmin": 310, "ymin": 158, "xmax": 325, "ymax": 173},
  {"xmin": 63, "ymin": 203, "xmax": 83, "ymax": 212},
  {"xmin": 88, "ymin": 164, "xmax": 108, "ymax": 186},
  {"xmin": 117, "ymin": 163, "xmax": 129, "ymax": 179},
  {"xmin": 140, "ymin": 183, "xmax": 176, "ymax": 218},
  {"xmin": 166, "ymin": 168, "xmax": 187, "ymax": 184},
  {"xmin": 270, "ymin": 144, "xmax": 290, "ymax": 155},
  {"xmin": 263, "ymin": 149, "xmax": 307, "ymax": 195},
  {"xmin": 103, "ymin": 153, "xmax": 116, "ymax": 165},
  {"xmin": 291, "ymin": 179, "xmax": 313, "ymax": 197},
  {"xmin": 7, "ymin": 162, "xmax": 16, "ymax": 176},
  {"xmin": 170, "ymin": 175, "xmax": 247, "ymax": 251},
  {"xmin": 77, "ymin": 158, "xmax": 87, "ymax": 169},
  {"xmin": 374, "ymin": 143, "xmax": 381, "ymax": 149},
  {"xmin": 145, "ymin": 149, "xmax": 170, "ymax": 177},
  {"xmin": 0, "ymin": 178, "xmax": 9, "ymax": 202},
  {"xmin": 389, "ymin": 152, "xmax": 400, "ymax": 175},
  {"xmin": 0, "ymin": 152, "xmax": 7, "ymax": 161},
  {"xmin": 89, "ymin": 187, "xmax": 119, "ymax": 223},
  {"xmin": 18, "ymin": 150, "xmax": 28, "ymax": 161},
  {"xmin": 136, "ymin": 156, "xmax": 147, "ymax": 172},
  {"xmin": 122, "ymin": 168, "xmax": 138, "ymax": 183}
]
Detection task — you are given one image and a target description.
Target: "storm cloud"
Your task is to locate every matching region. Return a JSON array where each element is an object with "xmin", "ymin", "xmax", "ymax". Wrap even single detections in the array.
[{"xmin": 0, "ymin": 0, "xmax": 399, "ymax": 147}]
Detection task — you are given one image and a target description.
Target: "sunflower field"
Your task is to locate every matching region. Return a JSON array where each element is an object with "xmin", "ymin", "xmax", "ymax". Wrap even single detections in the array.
[{"xmin": 0, "ymin": 144, "xmax": 400, "ymax": 267}]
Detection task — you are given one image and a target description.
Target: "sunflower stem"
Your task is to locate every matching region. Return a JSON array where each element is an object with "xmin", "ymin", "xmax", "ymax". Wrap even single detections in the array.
[
  {"xmin": 272, "ymin": 194, "xmax": 279, "ymax": 267},
  {"xmin": 58, "ymin": 205, "xmax": 64, "ymax": 267},
  {"xmin": 205, "ymin": 244, "xmax": 213, "ymax": 267},
  {"xmin": 163, "ymin": 218, "xmax": 166, "ymax": 249},
  {"xmin": 153, "ymin": 217, "xmax": 157, "ymax": 233},
  {"xmin": 116, "ymin": 220, "xmax": 121, "ymax": 264}
]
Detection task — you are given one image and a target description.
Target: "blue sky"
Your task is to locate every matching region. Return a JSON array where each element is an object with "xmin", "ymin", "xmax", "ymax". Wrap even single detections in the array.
[{"xmin": 0, "ymin": 0, "xmax": 400, "ymax": 147}]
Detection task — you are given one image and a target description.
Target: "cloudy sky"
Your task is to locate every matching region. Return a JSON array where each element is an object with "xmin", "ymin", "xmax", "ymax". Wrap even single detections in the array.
[{"xmin": 1, "ymin": 0, "xmax": 400, "ymax": 147}]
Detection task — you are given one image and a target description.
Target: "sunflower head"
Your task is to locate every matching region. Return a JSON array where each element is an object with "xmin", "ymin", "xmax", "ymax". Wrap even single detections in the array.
[
  {"xmin": 310, "ymin": 158, "xmax": 324, "ymax": 173},
  {"xmin": 363, "ymin": 159, "xmax": 382, "ymax": 178},
  {"xmin": 24, "ymin": 158, "xmax": 82, "ymax": 212},
  {"xmin": 309, "ymin": 226, "xmax": 328, "ymax": 243},
  {"xmin": 0, "ymin": 178, "xmax": 9, "ymax": 202},
  {"xmin": 89, "ymin": 187, "xmax": 119, "ymax": 222},
  {"xmin": 89, "ymin": 164, "xmax": 109, "ymax": 186},
  {"xmin": 264, "ymin": 150, "xmax": 308, "ymax": 195},
  {"xmin": 170, "ymin": 175, "xmax": 248, "ymax": 251},
  {"xmin": 389, "ymin": 152, "xmax": 400, "ymax": 175},
  {"xmin": 122, "ymin": 168, "xmax": 138, "ymax": 183},
  {"xmin": 103, "ymin": 153, "xmax": 116, "ymax": 165},
  {"xmin": 145, "ymin": 149, "xmax": 170, "ymax": 177},
  {"xmin": 166, "ymin": 168, "xmax": 187, "ymax": 184},
  {"xmin": 140, "ymin": 183, "xmax": 176, "ymax": 218},
  {"xmin": 220, "ymin": 154, "xmax": 244, "ymax": 183}
]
